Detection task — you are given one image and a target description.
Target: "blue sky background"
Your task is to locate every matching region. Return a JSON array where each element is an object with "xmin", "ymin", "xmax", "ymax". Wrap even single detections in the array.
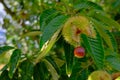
[{"xmin": 0, "ymin": 3, "xmax": 6, "ymax": 45}]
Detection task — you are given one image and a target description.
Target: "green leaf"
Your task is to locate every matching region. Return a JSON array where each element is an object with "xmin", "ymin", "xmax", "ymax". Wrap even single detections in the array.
[
  {"xmin": 105, "ymin": 48, "xmax": 118, "ymax": 57},
  {"xmin": 69, "ymin": 0, "xmax": 86, "ymax": 5},
  {"xmin": 0, "ymin": 70, "xmax": 10, "ymax": 80},
  {"xmin": 35, "ymin": 29, "xmax": 61, "ymax": 64},
  {"xmin": 63, "ymin": 41, "xmax": 74, "ymax": 77},
  {"xmin": 11, "ymin": 69, "xmax": 19, "ymax": 80},
  {"xmin": 81, "ymin": 33, "xmax": 104, "ymax": 69},
  {"xmin": 19, "ymin": 60, "xmax": 34, "ymax": 80},
  {"xmin": 105, "ymin": 30, "xmax": 118, "ymax": 52},
  {"xmin": 0, "ymin": 46, "xmax": 14, "ymax": 55},
  {"xmin": 112, "ymin": 0, "xmax": 120, "ymax": 8},
  {"xmin": 33, "ymin": 62, "xmax": 49, "ymax": 80},
  {"xmin": 52, "ymin": 57, "xmax": 65, "ymax": 68},
  {"xmin": 70, "ymin": 69, "xmax": 89, "ymax": 80},
  {"xmin": 115, "ymin": 76, "xmax": 120, "ymax": 80},
  {"xmin": 106, "ymin": 55, "xmax": 120, "ymax": 71},
  {"xmin": 8, "ymin": 49, "xmax": 21, "ymax": 79},
  {"xmin": 40, "ymin": 9, "xmax": 56, "ymax": 25},
  {"xmin": 43, "ymin": 59, "xmax": 59, "ymax": 80},
  {"xmin": 40, "ymin": 9, "xmax": 58, "ymax": 31},
  {"xmin": 91, "ymin": 18, "xmax": 114, "ymax": 51},
  {"xmin": 74, "ymin": 1, "xmax": 103, "ymax": 10},
  {"xmin": 40, "ymin": 15, "xmax": 68, "ymax": 48},
  {"xmin": 45, "ymin": 56, "xmax": 60, "ymax": 74},
  {"xmin": 94, "ymin": 13, "xmax": 120, "ymax": 30},
  {"xmin": 20, "ymin": 31, "xmax": 41, "ymax": 39}
]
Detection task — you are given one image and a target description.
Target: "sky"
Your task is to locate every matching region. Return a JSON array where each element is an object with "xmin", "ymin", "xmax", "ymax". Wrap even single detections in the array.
[
  {"xmin": 0, "ymin": 3, "xmax": 4, "ymax": 10},
  {"xmin": 0, "ymin": 3, "xmax": 6, "ymax": 25},
  {"xmin": 0, "ymin": 3, "xmax": 6, "ymax": 45}
]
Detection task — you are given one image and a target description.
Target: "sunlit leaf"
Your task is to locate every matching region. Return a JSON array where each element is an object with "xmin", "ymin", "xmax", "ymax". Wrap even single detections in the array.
[
  {"xmin": 94, "ymin": 13, "xmax": 120, "ymax": 30},
  {"xmin": 115, "ymin": 76, "xmax": 120, "ymax": 80},
  {"xmin": 20, "ymin": 31, "xmax": 41, "ymax": 39},
  {"xmin": 0, "ymin": 64, "xmax": 8, "ymax": 72},
  {"xmin": 91, "ymin": 18, "xmax": 114, "ymax": 51},
  {"xmin": 35, "ymin": 29, "xmax": 61, "ymax": 64}
]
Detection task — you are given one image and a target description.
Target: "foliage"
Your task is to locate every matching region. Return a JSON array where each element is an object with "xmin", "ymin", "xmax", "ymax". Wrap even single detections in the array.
[{"xmin": 0, "ymin": 0, "xmax": 120, "ymax": 80}]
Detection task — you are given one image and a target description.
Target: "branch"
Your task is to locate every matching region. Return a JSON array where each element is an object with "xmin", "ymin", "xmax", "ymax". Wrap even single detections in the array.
[
  {"xmin": 0, "ymin": 0, "xmax": 26, "ymax": 27},
  {"xmin": 0, "ymin": 0, "xmax": 15, "ymax": 16}
]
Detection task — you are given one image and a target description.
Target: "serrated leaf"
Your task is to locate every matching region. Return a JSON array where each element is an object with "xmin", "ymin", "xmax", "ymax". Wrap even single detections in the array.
[
  {"xmin": 19, "ymin": 60, "xmax": 34, "ymax": 80},
  {"xmin": 43, "ymin": 12, "xmax": 59, "ymax": 29},
  {"xmin": 94, "ymin": 13, "xmax": 120, "ymax": 30},
  {"xmin": 40, "ymin": 9, "xmax": 56, "ymax": 25},
  {"xmin": 40, "ymin": 15, "xmax": 68, "ymax": 48},
  {"xmin": 33, "ymin": 62, "xmax": 49, "ymax": 80},
  {"xmin": 0, "ymin": 70, "xmax": 10, "ymax": 80},
  {"xmin": 63, "ymin": 41, "xmax": 74, "ymax": 77},
  {"xmin": 105, "ymin": 30, "xmax": 117, "ymax": 52},
  {"xmin": 43, "ymin": 59, "xmax": 59, "ymax": 80},
  {"xmin": 8, "ymin": 49, "xmax": 21, "ymax": 79},
  {"xmin": 74, "ymin": 1, "xmax": 103, "ymax": 10},
  {"xmin": 40, "ymin": 9, "xmax": 58, "ymax": 31},
  {"xmin": 106, "ymin": 55, "xmax": 120, "ymax": 71},
  {"xmin": 0, "ymin": 46, "xmax": 14, "ymax": 55},
  {"xmin": 81, "ymin": 34, "xmax": 104, "ymax": 69},
  {"xmin": 91, "ymin": 18, "xmax": 114, "ymax": 51}
]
